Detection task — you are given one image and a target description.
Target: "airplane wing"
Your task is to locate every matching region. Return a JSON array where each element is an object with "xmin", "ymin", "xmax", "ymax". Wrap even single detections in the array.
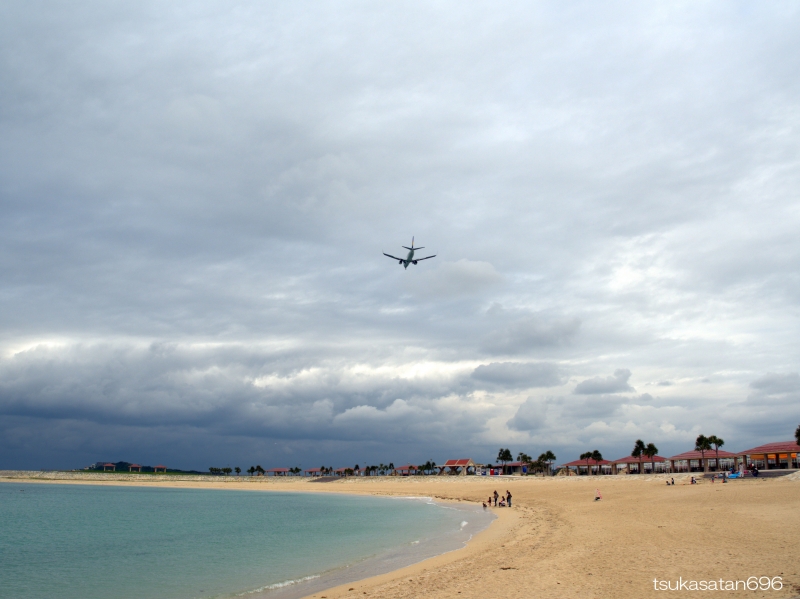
[
  {"xmin": 414, "ymin": 255, "xmax": 436, "ymax": 261},
  {"xmin": 383, "ymin": 253, "xmax": 405, "ymax": 261}
]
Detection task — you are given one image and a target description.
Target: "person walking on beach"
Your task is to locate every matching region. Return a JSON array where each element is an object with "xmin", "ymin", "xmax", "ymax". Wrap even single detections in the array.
[
  {"xmin": 506, "ymin": 490, "xmax": 512, "ymax": 507},
  {"xmin": 493, "ymin": 490, "xmax": 499, "ymax": 506}
]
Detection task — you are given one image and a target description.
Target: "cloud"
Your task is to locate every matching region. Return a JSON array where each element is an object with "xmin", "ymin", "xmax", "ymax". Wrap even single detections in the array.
[
  {"xmin": 481, "ymin": 316, "xmax": 581, "ymax": 355},
  {"xmin": 749, "ymin": 372, "xmax": 800, "ymax": 395},
  {"xmin": 507, "ymin": 397, "xmax": 548, "ymax": 432},
  {"xmin": 471, "ymin": 361, "xmax": 564, "ymax": 389},
  {"xmin": 574, "ymin": 369, "xmax": 634, "ymax": 395},
  {"xmin": 408, "ymin": 260, "xmax": 502, "ymax": 297}
]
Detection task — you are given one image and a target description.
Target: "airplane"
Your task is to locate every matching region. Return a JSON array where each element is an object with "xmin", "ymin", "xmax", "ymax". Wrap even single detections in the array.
[{"xmin": 383, "ymin": 237, "xmax": 436, "ymax": 270}]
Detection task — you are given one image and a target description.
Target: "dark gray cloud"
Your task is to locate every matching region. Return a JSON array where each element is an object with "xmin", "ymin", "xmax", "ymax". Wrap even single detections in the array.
[
  {"xmin": 471, "ymin": 362, "xmax": 564, "ymax": 389},
  {"xmin": 749, "ymin": 372, "xmax": 800, "ymax": 395},
  {"xmin": 574, "ymin": 369, "xmax": 634, "ymax": 395},
  {"xmin": 1, "ymin": 2, "xmax": 799, "ymax": 469},
  {"xmin": 507, "ymin": 397, "xmax": 548, "ymax": 432},
  {"xmin": 480, "ymin": 316, "xmax": 581, "ymax": 355}
]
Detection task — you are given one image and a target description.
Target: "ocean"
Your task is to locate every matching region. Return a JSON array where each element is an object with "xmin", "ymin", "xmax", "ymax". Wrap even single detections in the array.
[{"xmin": 0, "ymin": 482, "xmax": 493, "ymax": 599}]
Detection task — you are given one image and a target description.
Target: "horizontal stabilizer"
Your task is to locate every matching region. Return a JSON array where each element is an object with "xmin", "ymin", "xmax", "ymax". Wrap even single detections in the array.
[{"xmin": 402, "ymin": 246, "xmax": 424, "ymax": 251}]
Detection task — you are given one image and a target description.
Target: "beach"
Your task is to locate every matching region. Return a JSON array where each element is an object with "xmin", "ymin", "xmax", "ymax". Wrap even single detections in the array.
[{"xmin": 2, "ymin": 471, "xmax": 799, "ymax": 599}]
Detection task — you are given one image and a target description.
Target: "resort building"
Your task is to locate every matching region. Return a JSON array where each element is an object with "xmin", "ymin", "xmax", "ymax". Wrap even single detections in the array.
[
  {"xmin": 736, "ymin": 441, "xmax": 799, "ymax": 470},
  {"xmin": 393, "ymin": 464, "xmax": 418, "ymax": 476},
  {"xmin": 560, "ymin": 458, "xmax": 612, "ymax": 475},
  {"xmin": 611, "ymin": 455, "xmax": 667, "ymax": 474},
  {"xmin": 265, "ymin": 468, "xmax": 289, "ymax": 476},
  {"xmin": 438, "ymin": 459, "xmax": 475, "ymax": 475},
  {"xmin": 665, "ymin": 449, "xmax": 737, "ymax": 473}
]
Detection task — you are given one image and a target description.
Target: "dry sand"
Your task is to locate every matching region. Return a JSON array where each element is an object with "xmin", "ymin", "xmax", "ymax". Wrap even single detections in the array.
[{"xmin": 3, "ymin": 471, "xmax": 799, "ymax": 598}]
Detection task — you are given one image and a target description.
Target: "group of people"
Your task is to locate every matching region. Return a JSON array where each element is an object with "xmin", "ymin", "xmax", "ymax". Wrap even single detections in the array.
[{"xmin": 483, "ymin": 489, "xmax": 512, "ymax": 509}]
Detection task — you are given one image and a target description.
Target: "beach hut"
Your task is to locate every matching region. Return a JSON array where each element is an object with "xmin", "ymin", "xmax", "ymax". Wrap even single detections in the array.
[
  {"xmin": 611, "ymin": 455, "xmax": 667, "ymax": 475},
  {"xmin": 393, "ymin": 464, "xmax": 418, "ymax": 476},
  {"xmin": 438, "ymin": 459, "xmax": 475, "ymax": 475},
  {"xmin": 153, "ymin": 465, "xmax": 167, "ymax": 473},
  {"xmin": 666, "ymin": 449, "xmax": 737, "ymax": 473},
  {"xmin": 736, "ymin": 441, "xmax": 800, "ymax": 470},
  {"xmin": 303, "ymin": 467, "xmax": 323, "ymax": 477},
  {"xmin": 265, "ymin": 468, "xmax": 289, "ymax": 476},
  {"xmin": 560, "ymin": 458, "xmax": 612, "ymax": 475},
  {"xmin": 103, "ymin": 463, "xmax": 115, "ymax": 472},
  {"xmin": 128, "ymin": 464, "xmax": 142, "ymax": 472},
  {"xmin": 505, "ymin": 461, "xmax": 534, "ymax": 475}
]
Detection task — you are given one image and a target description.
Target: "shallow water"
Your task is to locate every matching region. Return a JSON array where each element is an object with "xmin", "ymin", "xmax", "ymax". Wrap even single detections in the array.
[{"xmin": 0, "ymin": 483, "xmax": 493, "ymax": 599}]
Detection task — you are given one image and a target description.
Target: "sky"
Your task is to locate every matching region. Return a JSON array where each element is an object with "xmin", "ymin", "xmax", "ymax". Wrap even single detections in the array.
[{"xmin": 1, "ymin": 2, "xmax": 799, "ymax": 471}]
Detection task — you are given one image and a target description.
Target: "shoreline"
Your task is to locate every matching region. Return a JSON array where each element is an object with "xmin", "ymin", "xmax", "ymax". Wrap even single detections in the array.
[{"xmin": 2, "ymin": 471, "xmax": 799, "ymax": 598}]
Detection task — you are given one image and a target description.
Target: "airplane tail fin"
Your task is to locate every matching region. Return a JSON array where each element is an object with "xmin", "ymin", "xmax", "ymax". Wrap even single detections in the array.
[{"xmin": 402, "ymin": 237, "xmax": 424, "ymax": 251}]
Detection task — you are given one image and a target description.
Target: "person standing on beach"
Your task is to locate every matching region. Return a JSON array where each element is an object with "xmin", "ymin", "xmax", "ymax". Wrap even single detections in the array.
[
  {"xmin": 506, "ymin": 490, "xmax": 512, "ymax": 507},
  {"xmin": 493, "ymin": 490, "xmax": 499, "ymax": 506}
]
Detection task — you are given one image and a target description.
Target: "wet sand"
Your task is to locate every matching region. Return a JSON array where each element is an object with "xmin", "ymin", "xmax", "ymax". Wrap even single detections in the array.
[{"xmin": 2, "ymin": 471, "xmax": 799, "ymax": 598}]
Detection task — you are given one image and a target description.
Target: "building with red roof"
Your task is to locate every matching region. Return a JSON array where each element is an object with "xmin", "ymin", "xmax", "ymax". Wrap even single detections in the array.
[
  {"xmin": 103, "ymin": 463, "xmax": 115, "ymax": 472},
  {"xmin": 560, "ymin": 458, "xmax": 612, "ymax": 475},
  {"xmin": 665, "ymin": 449, "xmax": 737, "ymax": 473},
  {"xmin": 393, "ymin": 464, "xmax": 418, "ymax": 475},
  {"xmin": 439, "ymin": 459, "xmax": 475, "ymax": 475},
  {"xmin": 153, "ymin": 465, "xmax": 167, "ymax": 473},
  {"xmin": 736, "ymin": 441, "xmax": 799, "ymax": 470},
  {"xmin": 611, "ymin": 455, "xmax": 667, "ymax": 474},
  {"xmin": 265, "ymin": 468, "xmax": 290, "ymax": 476},
  {"xmin": 128, "ymin": 464, "xmax": 142, "ymax": 472}
]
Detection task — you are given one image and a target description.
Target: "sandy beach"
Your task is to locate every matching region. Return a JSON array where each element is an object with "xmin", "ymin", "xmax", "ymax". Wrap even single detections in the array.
[{"xmin": 2, "ymin": 471, "xmax": 799, "ymax": 599}]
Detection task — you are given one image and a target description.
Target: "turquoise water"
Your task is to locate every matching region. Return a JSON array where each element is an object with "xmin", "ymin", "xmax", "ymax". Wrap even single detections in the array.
[{"xmin": 0, "ymin": 483, "xmax": 489, "ymax": 599}]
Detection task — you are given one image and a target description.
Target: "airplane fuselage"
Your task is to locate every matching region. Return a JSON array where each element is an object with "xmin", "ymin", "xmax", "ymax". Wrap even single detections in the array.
[{"xmin": 403, "ymin": 248, "xmax": 415, "ymax": 269}]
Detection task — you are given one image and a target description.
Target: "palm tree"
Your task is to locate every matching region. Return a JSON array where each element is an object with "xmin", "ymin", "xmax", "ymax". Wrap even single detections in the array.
[
  {"xmin": 643, "ymin": 443, "xmax": 658, "ymax": 474},
  {"xmin": 695, "ymin": 434, "xmax": 712, "ymax": 472},
  {"xmin": 247, "ymin": 466, "xmax": 255, "ymax": 476},
  {"xmin": 541, "ymin": 450, "xmax": 556, "ymax": 476},
  {"xmin": 234, "ymin": 467, "xmax": 241, "ymax": 476},
  {"xmin": 795, "ymin": 424, "xmax": 800, "ymax": 446},
  {"xmin": 497, "ymin": 448, "xmax": 513, "ymax": 475},
  {"xmin": 579, "ymin": 451, "xmax": 592, "ymax": 475},
  {"xmin": 591, "ymin": 450, "xmax": 603, "ymax": 475},
  {"xmin": 631, "ymin": 439, "xmax": 645, "ymax": 474},
  {"xmin": 517, "ymin": 452, "xmax": 532, "ymax": 475},
  {"xmin": 256, "ymin": 465, "xmax": 265, "ymax": 476},
  {"xmin": 707, "ymin": 436, "xmax": 724, "ymax": 471}
]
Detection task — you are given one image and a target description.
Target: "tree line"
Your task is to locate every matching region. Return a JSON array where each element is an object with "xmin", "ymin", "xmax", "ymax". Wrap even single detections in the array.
[{"xmin": 495, "ymin": 448, "xmax": 558, "ymax": 475}]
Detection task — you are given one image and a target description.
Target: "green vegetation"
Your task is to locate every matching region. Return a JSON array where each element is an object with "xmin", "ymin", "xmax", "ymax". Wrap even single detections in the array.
[
  {"xmin": 496, "ymin": 448, "xmax": 513, "ymax": 474},
  {"xmin": 695, "ymin": 434, "xmax": 712, "ymax": 472}
]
